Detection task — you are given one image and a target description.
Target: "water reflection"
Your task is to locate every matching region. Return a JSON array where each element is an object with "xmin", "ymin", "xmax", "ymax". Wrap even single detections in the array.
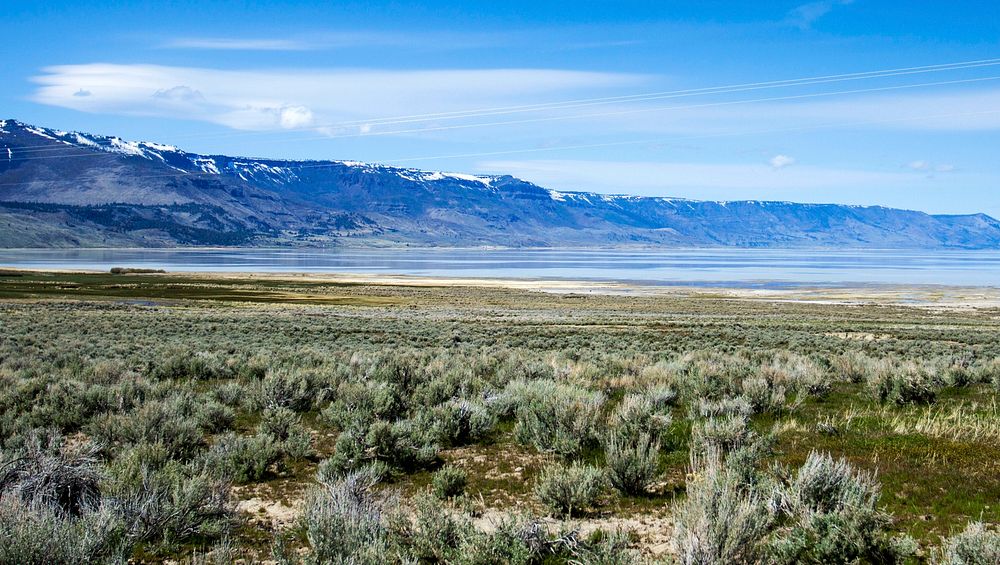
[{"xmin": 1, "ymin": 248, "xmax": 999, "ymax": 287}]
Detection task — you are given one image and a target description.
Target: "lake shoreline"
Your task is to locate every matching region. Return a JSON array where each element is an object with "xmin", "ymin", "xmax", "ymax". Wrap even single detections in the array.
[
  {"xmin": 3, "ymin": 247, "xmax": 999, "ymax": 288},
  {"xmin": 3, "ymin": 267, "xmax": 1000, "ymax": 309}
]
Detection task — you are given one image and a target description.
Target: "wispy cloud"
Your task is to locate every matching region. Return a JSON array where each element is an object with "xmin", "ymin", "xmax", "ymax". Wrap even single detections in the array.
[
  {"xmin": 569, "ymin": 87, "xmax": 1000, "ymax": 136},
  {"xmin": 476, "ymin": 159, "xmax": 913, "ymax": 195},
  {"xmin": 472, "ymin": 158, "xmax": 988, "ymax": 211},
  {"xmin": 561, "ymin": 39, "xmax": 646, "ymax": 51},
  {"xmin": 786, "ymin": 0, "xmax": 855, "ymax": 30},
  {"xmin": 160, "ymin": 31, "xmax": 515, "ymax": 51},
  {"xmin": 28, "ymin": 62, "xmax": 1000, "ymax": 142},
  {"xmin": 30, "ymin": 64, "xmax": 643, "ymax": 132},
  {"xmin": 908, "ymin": 160, "xmax": 956, "ymax": 177},
  {"xmin": 163, "ymin": 37, "xmax": 312, "ymax": 51}
]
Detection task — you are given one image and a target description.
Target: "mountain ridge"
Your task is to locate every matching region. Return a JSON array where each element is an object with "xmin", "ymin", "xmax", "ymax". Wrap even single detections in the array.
[{"xmin": 1, "ymin": 119, "xmax": 998, "ymax": 249}]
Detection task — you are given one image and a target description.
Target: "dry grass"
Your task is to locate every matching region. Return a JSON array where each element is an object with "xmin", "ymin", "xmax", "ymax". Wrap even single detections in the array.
[{"xmin": 837, "ymin": 400, "xmax": 1000, "ymax": 443}]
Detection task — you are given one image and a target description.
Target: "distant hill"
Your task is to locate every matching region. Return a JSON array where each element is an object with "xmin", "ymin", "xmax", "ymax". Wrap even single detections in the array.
[{"xmin": 1, "ymin": 119, "xmax": 998, "ymax": 249}]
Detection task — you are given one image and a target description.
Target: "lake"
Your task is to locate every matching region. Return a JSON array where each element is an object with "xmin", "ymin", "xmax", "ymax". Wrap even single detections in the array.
[{"xmin": 2, "ymin": 248, "xmax": 1000, "ymax": 288}]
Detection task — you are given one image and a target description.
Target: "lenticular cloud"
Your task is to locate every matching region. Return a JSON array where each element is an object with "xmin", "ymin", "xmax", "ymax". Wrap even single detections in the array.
[{"xmin": 30, "ymin": 63, "xmax": 641, "ymax": 133}]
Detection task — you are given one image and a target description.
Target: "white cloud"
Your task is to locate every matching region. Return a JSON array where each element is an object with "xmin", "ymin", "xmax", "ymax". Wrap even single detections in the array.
[
  {"xmin": 936, "ymin": 164, "xmax": 956, "ymax": 172},
  {"xmin": 908, "ymin": 160, "xmax": 930, "ymax": 171},
  {"xmin": 769, "ymin": 154, "xmax": 796, "ymax": 169},
  {"xmin": 278, "ymin": 106, "xmax": 314, "ymax": 129},
  {"xmin": 31, "ymin": 64, "xmax": 642, "ymax": 132},
  {"xmin": 29, "ymin": 62, "xmax": 1000, "ymax": 143},
  {"xmin": 152, "ymin": 85, "xmax": 205, "ymax": 102},
  {"xmin": 786, "ymin": 0, "xmax": 854, "ymax": 29}
]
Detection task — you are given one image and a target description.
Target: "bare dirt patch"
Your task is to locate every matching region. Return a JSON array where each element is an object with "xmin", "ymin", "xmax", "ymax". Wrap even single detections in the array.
[{"xmin": 232, "ymin": 477, "xmax": 309, "ymax": 530}]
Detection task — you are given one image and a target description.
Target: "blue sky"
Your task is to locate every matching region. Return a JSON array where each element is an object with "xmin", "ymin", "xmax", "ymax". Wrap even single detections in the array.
[{"xmin": 5, "ymin": 1, "xmax": 1000, "ymax": 216}]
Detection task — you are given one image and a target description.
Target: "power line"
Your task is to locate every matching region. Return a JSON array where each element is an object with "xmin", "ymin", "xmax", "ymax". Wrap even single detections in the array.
[
  {"xmin": 389, "ymin": 109, "xmax": 1000, "ymax": 163},
  {"xmin": 268, "ymin": 58, "xmax": 1000, "ymax": 128},
  {"xmin": 290, "ymin": 75, "xmax": 1000, "ymax": 140},
  {"xmin": 6, "ymin": 56, "xmax": 1000, "ymax": 153},
  {"xmin": 5, "ymin": 74, "xmax": 1000, "ymax": 165},
  {"xmin": 1, "ymin": 107, "xmax": 997, "ymax": 189}
]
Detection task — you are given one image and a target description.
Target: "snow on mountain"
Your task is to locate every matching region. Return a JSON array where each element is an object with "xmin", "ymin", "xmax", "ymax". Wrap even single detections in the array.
[
  {"xmin": 4, "ymin": 121, "xmax": 510, "ymax": 191},
  {"xmin": 3, "ymin": 119, "xmax": 1000, "ymax": 249}
]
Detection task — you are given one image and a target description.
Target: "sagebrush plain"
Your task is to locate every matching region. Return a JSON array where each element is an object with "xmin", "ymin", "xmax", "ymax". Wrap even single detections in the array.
[{"xmin": 1, "ymin": 270, "xmax": 998, "ymax": 564}]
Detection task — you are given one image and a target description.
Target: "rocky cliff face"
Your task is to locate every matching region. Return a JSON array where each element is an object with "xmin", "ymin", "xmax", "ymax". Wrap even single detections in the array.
[{"xmin": 2, "ymin": 119, "xmax": 998, "ymax": 248}]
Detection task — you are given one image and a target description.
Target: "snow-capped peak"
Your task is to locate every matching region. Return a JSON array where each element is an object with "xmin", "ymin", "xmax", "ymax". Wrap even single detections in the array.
[{"xmin": 392, "ymin": 168, "xmax": 496, "ymax": 187}]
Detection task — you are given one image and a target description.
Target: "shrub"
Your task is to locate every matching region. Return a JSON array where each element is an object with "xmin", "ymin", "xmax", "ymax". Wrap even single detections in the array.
[
  {"xmin": 321, "ymin": 380, "xmax": 404, "ymax": 432},
  {"xmin": 432, "ymin": 465, "xmax": 468, "ymax": 500},
  {"xmin": 866, "ymin": 361, "xmax": 938, "ymax": 405},
  {"xmin": 369, "ymin": 419, "xmax": 439, "ymax": 471},
  {"xmin": 290, "ymin": 468, "xmax": 394, "ymax": 564},
  {"xmin": 195, "ymin": 400, "xmax": 236, "ymax": 433},
  {"xmin": 317, "ymin": 457, "xmax": 389, "ymax": 487},
  {"xmin": 646, "ymin": 384, "xmax": 679, "ymax": 409},
  {"xmin": 933, "ymin": 521, "xmax": 1000, "ymax": 565},
  {"xmin": 690, "ymin": 413, "xmax": 752, "ymax": 455},
  {"xmin": 87, "ymin": 397, "xmax": 204, "ymax": 459},
  {"xmin": 393, "ymin": 492, "xmax": 475, "ymax": 563},
  {"xmin": 199, "ymin": 433, "xmax": 280, "ymax": 484},
  {"xmin": 508, "ymin": 380, "xmax": 605, "ymax": 457},
  {"xmin": 769, "ymin": 451, "xmax": 913, "ymax": 564},
  {"xmin": 0, "ymin": 495, "xmax": 129, "ymax": 565},
  {"xmin": 970, "ymin": 358, "xmax": 1000, "ymax": 390},
  {"xmin": 603, "ymin": 431, "xmax": 659, "ymax": 495},
  {"xmin": 572, "ymin": 529, "xmax": 642, "ymax": 565},
  {"xmin": 210, "ymin": 382, "xmax": 248, "ymax": 408},
  {"xmin": 454, "ymin": 514, "xmax": 539, "ymax": 564},
  {"xmin": 150, "ymin": 349, "xmax": 231, "ymax": 381},
  {"xmin": 944, "ymin": 354, "xmax": 982, "ymax": 388},
  {"xmin": 609, "ymin": 392, "xmax": 672, "ymax": 441},
  {"xmin": 668, "ymin": 351, "xmax": 755, "ymax": 403},
  {"xmin": 324, "ymin": 430, "xmax": 367, "ymax": 477},
  {"xmin": 533, "ymin": 461, "xmax": 605, "ymax": 518},
  {"xmin": 740, "ymin": 375, "xmax": 788, "ymax": 414},
  {"xmin": 258, "ymin": 407, "xmax": 313, "ymax": 461},
  {"xmin": 451, "ymin": 513, "xmax": 641, "ymax": 564},
  {"xmin": 104, "ymin": 445, "xmax": 233, "ymax": 550},
  {"xmin": 189, "ymin": 537, "xmax": 244, "ymax": 565},
  {"xmin": 693, "ymin": 396, "xmax": 753, "ymax": 420},
  {"xmin": 254, "ymin": 369, "xmax": 316, "ymax": 411},
  {"xmin": 325, "ymin": 419, "xmax": 439, "ymax": 476},
  {"xmin": 0, "ymin": 431, "xmax": 102, "ymax": 515},
  {"xmin": 785, "ymin": 452, "xmax": 880, "ymax": 515},
  {"xmin": 12, "ymin": 378, "xmax": 102, "ymax": 433},
  {"xmin": 430, "ymin": 399, "xmax": 496, "ymax": 447},
  {"xmin": 672, "ymin": 449, "xmax": 772, "ymax": 565},
  {"xmin": 281, "ymin": 426, "xmax": 314, "ymax": 461},
  {"xmin": 721, "ymin": 432, "xmax": 776, "ymax": 489},
  {"xmin": 257, "ymin": 406, "xmax": 300, "ymax": 440},
  {"xmin": 831, "ymin": 351, "xmax": 876, "ymax": 384},
  {"xmin": 765, "ymin": 352, "xmax": 831, "ymax": 399}
]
